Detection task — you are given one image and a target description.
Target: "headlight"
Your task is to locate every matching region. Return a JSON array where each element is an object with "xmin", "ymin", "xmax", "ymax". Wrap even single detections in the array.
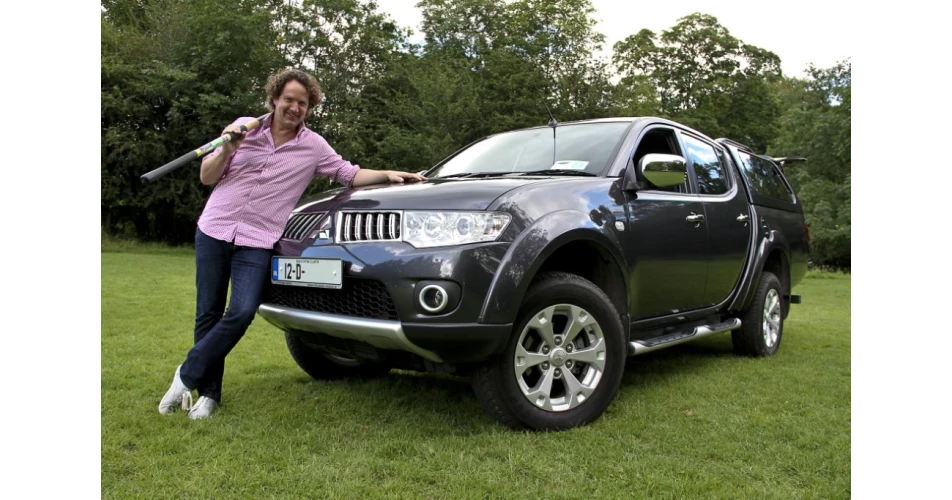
[{"xmin": 403, "ymin": 211, "xmax": 511, "ymax": 248}]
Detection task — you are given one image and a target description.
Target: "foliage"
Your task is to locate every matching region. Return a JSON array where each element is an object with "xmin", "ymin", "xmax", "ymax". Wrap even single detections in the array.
[
  {"xmin": 101, "ymin": 0, "xmax": 285, "ymax": 242},
  {"xmin": 612, "ymin": 13, "xmax": 782, "ymax": 151},
  {"xmin": 769, "ymin": 60, "xmax": 851, "ymax": 270},
  {"xmin": 101, "ymin": 1, "xmax": 850, "ymax": 268}
]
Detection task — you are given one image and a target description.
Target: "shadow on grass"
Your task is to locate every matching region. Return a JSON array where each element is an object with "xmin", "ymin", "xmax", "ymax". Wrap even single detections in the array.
[
  {"xmin": 242, "ymin": 367, "xmax": 496, "ymax": 434},
  {"xmin": 234, "ymin": 334, "xmax": 741, "ymax": 433},
  {"xmin": 622, "ymin": 334, "xmax": 737, "ymax": 382}
]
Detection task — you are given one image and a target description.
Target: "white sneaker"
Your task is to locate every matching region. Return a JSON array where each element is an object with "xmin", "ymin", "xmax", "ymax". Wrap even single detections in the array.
[
  {"xmin": 158, "ymin": 365, "xmax": 193, "ymax": 414},
  {"xmin": 188, "ymin": 396, "xmax": 219, "ymax": 420}
]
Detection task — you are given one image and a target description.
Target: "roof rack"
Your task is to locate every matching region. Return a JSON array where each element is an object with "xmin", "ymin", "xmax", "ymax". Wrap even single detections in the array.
[{"xmin": 715, "ymin": 138, "xmax": 755, "ymax": 153}]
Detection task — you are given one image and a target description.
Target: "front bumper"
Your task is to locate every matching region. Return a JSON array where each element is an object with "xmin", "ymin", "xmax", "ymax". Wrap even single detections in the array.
[
  {"xmin": 259, "ymin": 304, "xmax": 440, "ymax": 361},
  {"xmin": 258, "ymin": 239, "xmax": 514, "ymax": 364},
  {"xmin": 257, "ymin": 304, "xmax": 512, "ymax": 363}
]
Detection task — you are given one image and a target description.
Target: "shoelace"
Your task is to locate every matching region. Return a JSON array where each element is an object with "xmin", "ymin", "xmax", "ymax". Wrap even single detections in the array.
[
  {"xmin": 181, "ymin": 391, "xmax": 194, "ymax": 411},
  {"xmin": 192, "ymin": 396, "xmax": 210, "ymax": 411},
  {"xmin": 188, "ymin": 396, "xmax": 215, "ymax": 417}
]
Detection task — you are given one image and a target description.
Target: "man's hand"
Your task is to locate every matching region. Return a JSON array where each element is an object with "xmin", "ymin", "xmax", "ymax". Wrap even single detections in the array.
[
  {"xmin": 220, "ymin": 124, "xmax": 246, "ymax": 155},
  {"xmin": 384, "ymin": 170, "xmax": 425, "ymax": 183},
  {"xmin": 200, "ymin": 122, "xmax": 246, "ymax": 185},
  {"xmin": 353, "ymin": 169, "xmax": 426, "ymax": 187}
]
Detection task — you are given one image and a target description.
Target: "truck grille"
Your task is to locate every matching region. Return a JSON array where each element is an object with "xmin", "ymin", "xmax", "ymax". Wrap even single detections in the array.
[
  {"xmin": 282, "ymin": 212, "xmax": 324, "ymax": 240},
  {"xmin": 264, "ymin": 279, "xmax": 398, "ymax": 321},
  {"xmin": 338, "ymin": 211, "xmax": 402, "ymax": 242}
]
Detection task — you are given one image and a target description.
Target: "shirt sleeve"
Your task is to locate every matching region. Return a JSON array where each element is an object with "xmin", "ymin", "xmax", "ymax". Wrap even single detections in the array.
[{"xmin": 313, "ymin": 134, "xmax": 360, "ymax": 187}]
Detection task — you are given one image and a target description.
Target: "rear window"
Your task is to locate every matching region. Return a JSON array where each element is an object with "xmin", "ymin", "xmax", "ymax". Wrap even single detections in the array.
[{"xmin": 737, "ymin": 152, "xmax": 795, "ymax": 202}]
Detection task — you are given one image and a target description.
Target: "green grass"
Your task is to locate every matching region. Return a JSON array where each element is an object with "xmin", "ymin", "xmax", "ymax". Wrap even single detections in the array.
[{"xmin": 102, "ymin": 249, "xmax": 850, "ymax": 498}]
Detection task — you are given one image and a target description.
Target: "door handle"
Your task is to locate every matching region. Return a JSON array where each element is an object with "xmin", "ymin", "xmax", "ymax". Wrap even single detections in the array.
[
  {"xmin": 736, "ymin": 213, "xmax": 750, "ymax": 223},
  {"xmin": 685, "ymin": 213, "xmax": 705, "ymax": 224}
]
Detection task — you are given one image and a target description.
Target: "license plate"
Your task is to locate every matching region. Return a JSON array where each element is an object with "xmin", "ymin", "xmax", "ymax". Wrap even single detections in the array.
[{"xmin": 271, "ymin": 257, "xmax": 343, "ymax": 289}]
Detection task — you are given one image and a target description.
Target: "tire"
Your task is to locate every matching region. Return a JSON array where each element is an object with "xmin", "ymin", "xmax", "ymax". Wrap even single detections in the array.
[
  {"xmin": 471, "ymin": 272, "xmax": 626, "ymax": 431},
  {"xmin": 732, "ymin": 271, "xmax": 784, "ymax": 357},
  {"xmin": 285, "ymin": 331, "xmax": 391, "ymax": 380}
]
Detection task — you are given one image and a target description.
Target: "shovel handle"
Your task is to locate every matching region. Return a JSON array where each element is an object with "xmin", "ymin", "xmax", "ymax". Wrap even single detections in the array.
[{"xmin": 140, "ymin": 115, "xmax": 267, "ymax": 183}]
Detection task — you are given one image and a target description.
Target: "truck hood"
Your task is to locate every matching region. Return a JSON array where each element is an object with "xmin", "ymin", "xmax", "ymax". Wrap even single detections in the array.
[{"xmin": 292, "ymin": 177, "xmax": 540, "ymax": 213}]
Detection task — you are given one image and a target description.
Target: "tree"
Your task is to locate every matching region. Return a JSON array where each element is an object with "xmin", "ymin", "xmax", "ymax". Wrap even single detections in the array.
[
  {"xmin": 101, "ymin": 0, "xmax": 407, "ymax": 243},
  {"xmin": 770, "ymin": 60, "xmax": 851, "ymax": 270},
  {"xmin": 102, "ymin": 0, "xmax": 849, "ymax": 262},
  {"xmin": 101, "ymin": 0, "xmax": 286, "ymax": 242},
  {"xmin": 612, "ymin": 13, "xmax": 782, "ymax": 150},
  {"xmin": 418, "ymin": 0, "xmax": 507, "ymax": 61}
]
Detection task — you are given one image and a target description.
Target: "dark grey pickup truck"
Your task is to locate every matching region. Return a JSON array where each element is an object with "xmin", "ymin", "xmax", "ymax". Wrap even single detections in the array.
[{"xmin": 258, "ymin": 117, "xmax": 809, "ymax": 430}]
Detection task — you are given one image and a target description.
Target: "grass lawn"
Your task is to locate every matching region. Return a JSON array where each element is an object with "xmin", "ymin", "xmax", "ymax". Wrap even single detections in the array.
[{"xmin": 102, "ymin": 248, "xmax": 850, "ymax": 498}]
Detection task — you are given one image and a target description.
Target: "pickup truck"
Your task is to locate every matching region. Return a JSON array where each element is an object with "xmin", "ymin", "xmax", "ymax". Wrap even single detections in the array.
[{"xmin": 257, "ymin": 117, "xmax": 809, "ymax": 431}]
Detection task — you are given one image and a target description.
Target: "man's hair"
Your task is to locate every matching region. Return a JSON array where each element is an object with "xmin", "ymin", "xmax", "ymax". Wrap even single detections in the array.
[{"xmin": 264, "ymin": 69, "xmax": 323, "ymax": 114}]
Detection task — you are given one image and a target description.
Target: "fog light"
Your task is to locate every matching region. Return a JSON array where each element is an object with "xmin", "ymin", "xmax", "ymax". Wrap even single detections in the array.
[{"xmin": 419, "ymin": 284, "xmax": 449, "ymax": 313}]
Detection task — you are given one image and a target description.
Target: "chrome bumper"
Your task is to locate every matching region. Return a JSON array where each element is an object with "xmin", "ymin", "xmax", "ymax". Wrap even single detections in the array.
[{"xmin": 257, "ymin": 304, "xmax": 444, "ymax": 362}]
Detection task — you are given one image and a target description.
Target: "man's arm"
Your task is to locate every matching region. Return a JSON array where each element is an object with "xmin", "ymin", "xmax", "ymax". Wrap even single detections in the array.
[
  {"xmin": 200, "ymin": 123, "xmax": 246, "ymax": 185},
  {"xmin": 200, "ymin": 151, "xmax": 232, "ymax": 185},
  {"xmin": 352, "ymin": 169, "xmax": 425, "ymax": 187}
]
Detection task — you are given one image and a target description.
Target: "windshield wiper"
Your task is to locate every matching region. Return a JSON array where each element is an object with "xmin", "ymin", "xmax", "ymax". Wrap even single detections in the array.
[
  {"xmin": 509, "ymin": 169, "xmax": 596, "ymax": 177},
  {"xmin": 438, "ymin": 172, "xmax": 512, "ymax": 179}
]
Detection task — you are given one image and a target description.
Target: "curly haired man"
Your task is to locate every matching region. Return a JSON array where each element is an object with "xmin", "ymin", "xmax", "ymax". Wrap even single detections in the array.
[{"xmin": 158, "ymin": 68, "xmax": 423, "ymax": 419}]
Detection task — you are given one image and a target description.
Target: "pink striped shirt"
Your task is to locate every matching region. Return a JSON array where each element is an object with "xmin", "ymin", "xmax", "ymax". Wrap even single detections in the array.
[{"xmin": 198, "ymin": 114, "xmax": 360, "ymax": 248}]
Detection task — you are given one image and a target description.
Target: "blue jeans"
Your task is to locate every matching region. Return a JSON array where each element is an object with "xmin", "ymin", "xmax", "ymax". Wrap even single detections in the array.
[{"xmin": 179, "ymin": 229, "xmax": 272, "ymax": 402}]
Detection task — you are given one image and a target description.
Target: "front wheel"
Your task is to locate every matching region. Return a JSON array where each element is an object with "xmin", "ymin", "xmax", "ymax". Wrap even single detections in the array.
[
  {"xmin": 732, "ymin": 271, "xmax": 784, "ymax": 357},
  {"xmin": 471, "ymin": 272, "xmax": 626, "ymax": 431}
]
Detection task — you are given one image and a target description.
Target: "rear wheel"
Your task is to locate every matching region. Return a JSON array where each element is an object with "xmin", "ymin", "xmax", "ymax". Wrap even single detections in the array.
[
  {"xmin": 471, "ymin": 272, "xmax": 626, "ymax": 431},
  {"xmin": 285, "ymin": 331, "xmax": 391, "ymax": 380},
  {"xmin": 732, "ymin": 271, "xmax": 784, "ymax": 357}
]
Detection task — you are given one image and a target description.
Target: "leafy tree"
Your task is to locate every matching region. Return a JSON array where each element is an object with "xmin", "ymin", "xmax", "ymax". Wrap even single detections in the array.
[
  {"xmin": 613, "ymin": 13, "xmax": 782, "ymax": 150},
  {"xmin": 770, "ymin": 60, "xmax": 851, "ymax": 270},
  {"xmin": 504, "ymin": 0, "xmax": 613, "ymax": 117},
  {"xmin": 102, "ymin": 0, "xmax": 849, "ymax": 264},
  {"xmin": 101, "ymin": 0, "xmax": 405, "ymax": 242},
  {"xmin": 102, "ymin": 0, "xmax": 285, "ymax": 242},
  {"xmin": 267, "ymin": 0, "xmax": 412, "ymax": 197},
  {"xmin": 418, "ymin": 0, "xmax": 506, "ymax": 60}
]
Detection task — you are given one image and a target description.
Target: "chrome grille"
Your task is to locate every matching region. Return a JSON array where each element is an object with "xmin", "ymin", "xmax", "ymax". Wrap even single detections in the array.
[
  {"xmin": 282, "ymin": 212, "xmax": 324, "ymax": 240},
  {"xmin": 338, "ymin": 212, "xmax": 402, "ymax": 242}
]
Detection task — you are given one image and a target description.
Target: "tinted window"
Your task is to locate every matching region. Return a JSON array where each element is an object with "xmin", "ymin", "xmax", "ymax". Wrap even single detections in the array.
[
  {"xmin": 428, "ymin": 122, "xmax": 631, "ymax": 178},
  {"xmin": 683, "ymin": 134, "xmax": 728, "ymax": 195},
  {"xmin": 737, "ymin": 152, "xmax": 795, "ymax": 202}
]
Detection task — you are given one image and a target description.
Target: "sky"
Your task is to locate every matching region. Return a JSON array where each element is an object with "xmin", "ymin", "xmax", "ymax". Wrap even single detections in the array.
[{"xmin": 373, "ymin": 0, "xmax": 852, "ymax": 78}]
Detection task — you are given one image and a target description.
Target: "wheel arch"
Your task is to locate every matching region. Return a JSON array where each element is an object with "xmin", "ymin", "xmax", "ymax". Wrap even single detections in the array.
[
  {"xmin": 479, "ymin": 210, "xmax": 629, "ymax": 333},
  {"xmin": 730, "ymin": 228, "xmax": 792, "ymax": 316}
]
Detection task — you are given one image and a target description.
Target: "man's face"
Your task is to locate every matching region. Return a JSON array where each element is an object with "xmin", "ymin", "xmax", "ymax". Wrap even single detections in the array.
[{"xmin": 272, "ymin": 80, "xmax": 309, "ymax": 130}]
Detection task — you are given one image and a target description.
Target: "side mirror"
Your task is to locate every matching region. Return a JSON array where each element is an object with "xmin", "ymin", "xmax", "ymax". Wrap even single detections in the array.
[
  {"xmin": 642, "ymin": 154, "xmax": 687, "ymax": 187},
  {"xmin": 624, "ymin": 154, "xmax": 687, "ymax": 190}
]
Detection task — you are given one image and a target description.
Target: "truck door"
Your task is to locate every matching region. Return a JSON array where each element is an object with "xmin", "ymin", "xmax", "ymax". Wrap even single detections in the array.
[
  {"xmin": 678, "ymin": 132, "xmax": 751, "ymax": 306},
  {"xmin": 620, "ymin": 126, "xmax": 709, "ymax": 321}
]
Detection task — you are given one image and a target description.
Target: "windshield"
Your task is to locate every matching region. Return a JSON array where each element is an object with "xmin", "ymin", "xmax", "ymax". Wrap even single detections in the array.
[{"xmin": 427, "ymin": 121, "xmax": 632, "ymax": 178}]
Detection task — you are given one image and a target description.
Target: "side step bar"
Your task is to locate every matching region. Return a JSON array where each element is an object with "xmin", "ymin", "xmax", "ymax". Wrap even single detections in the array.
[{"xmin": 628, "ymin": 318, "xmax": 742, "ymax": 356}]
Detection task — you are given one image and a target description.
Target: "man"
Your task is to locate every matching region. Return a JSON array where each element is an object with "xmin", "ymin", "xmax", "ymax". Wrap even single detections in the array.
[{"xmin": 158, "ymin": 68, "xmax": 423, "ymax": 419}]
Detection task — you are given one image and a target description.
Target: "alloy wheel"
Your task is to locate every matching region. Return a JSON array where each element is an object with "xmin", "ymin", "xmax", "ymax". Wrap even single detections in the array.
[
  {"xmin": 762, "ymin": 288, "xmax": 781, "ymax": 347},
  {"xmin": 512, "ymin": 303, "xmax": 607, "ymax": 412}
]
